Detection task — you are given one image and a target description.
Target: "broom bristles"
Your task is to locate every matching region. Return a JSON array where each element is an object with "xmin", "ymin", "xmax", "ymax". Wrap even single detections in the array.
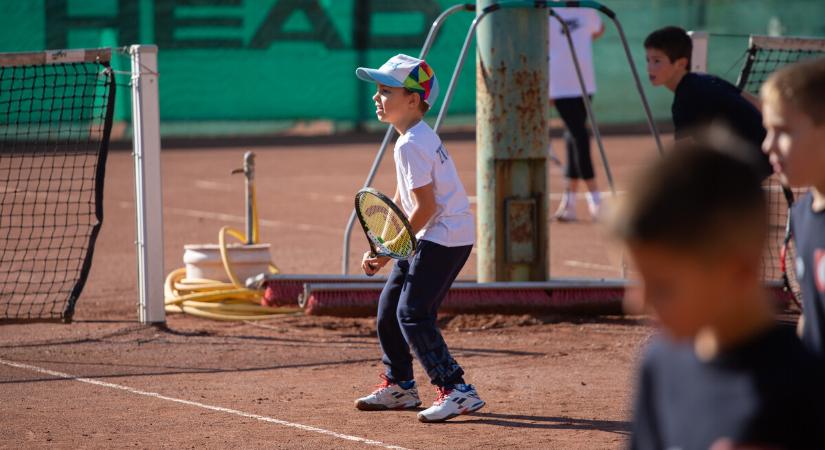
[
  {"xmin": 272, "ymin": 276, "xmax": 795, "ymax": 316},
  {"xmin": 262, "ymin": 280, "xmax": 304, "ymax": 307},
  {"xmin": 303, "ymin": 286, "xmax": 626, "ymax": 316},
  {"xmin": 260, "ymin": 275, "xmax": 388, "ymax": 307}
]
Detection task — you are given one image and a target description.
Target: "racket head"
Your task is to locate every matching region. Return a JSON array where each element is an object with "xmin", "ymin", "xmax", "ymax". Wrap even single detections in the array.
[
  {"xmin": 354, "ymin": 188, "xmax": 416, "ymax": 259},
  {"xmin": 779, "ymin": 186, "xmax": 803, "ymax": 309}
]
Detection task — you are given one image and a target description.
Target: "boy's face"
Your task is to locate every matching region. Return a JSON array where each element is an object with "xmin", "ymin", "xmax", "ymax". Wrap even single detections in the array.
[
  {"xmin": 645, "ymin": 48, "xmax": 687, "ymax": 87},
  {"xmin": 372, "ymin": 84, "xmax": 419, "ymax": 125},
  {"xmin": 762, "ymin": 97, "xmax": 825, "ymax": 188},
  {"xmin": 627, "ymin": 243, "xmax": 737, "ymax": 340}
]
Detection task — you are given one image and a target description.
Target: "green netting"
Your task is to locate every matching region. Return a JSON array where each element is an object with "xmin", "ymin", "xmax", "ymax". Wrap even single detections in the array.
[{"xmin": 1, "ymin": 0, "xmax": 823, "ymax": 135}]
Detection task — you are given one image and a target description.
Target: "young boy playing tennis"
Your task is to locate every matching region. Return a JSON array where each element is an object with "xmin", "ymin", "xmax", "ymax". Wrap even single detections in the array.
[
  {"xmin": 762, "ymin": 58, "xmax": 825, "ymax": 356},
  {"xmin": 611, "ymin": 139, "xmax": 825, "ymax": 449},
  {"xmin": 352, "ymin": 54, "xmax": 484, "ymax": 423},
  {"xmin": 644, "ymin": 26, "xmax": 772, "ymax": 178}
]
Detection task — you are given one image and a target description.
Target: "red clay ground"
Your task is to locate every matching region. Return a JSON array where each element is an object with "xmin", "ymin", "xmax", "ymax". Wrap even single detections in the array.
[{"xmin": 0, "ymin": 134, "xmax": 663, "ymax": 449}]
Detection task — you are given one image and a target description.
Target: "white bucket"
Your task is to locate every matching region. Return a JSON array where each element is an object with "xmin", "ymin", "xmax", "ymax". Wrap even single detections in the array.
[{"xmin": 183, "ymin": 243, "xmax": 272, "ymax": 283}]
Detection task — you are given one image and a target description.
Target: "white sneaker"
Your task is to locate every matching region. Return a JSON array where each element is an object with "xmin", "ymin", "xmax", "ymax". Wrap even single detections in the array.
[
  {"xmin": 553, "ymin": 203, "xmax": 577, "ymax": 222},
  {"xmin": 586, "ymin": 191, "xmax": 602, "ymax": 221},
  {"xmin": 417, "ymin": 384, "xmax": 485, "ymax": 423},
  {"xmin": 355, "ymin": 375, "xmax": 421, "ymax": 411},
  {"xmin": 587, "ymin": 201, "xmax": 602, "ymax": 221},
  {"xmin": 554, "ymin": 191, "xmax": 577, "ymax": 222}
]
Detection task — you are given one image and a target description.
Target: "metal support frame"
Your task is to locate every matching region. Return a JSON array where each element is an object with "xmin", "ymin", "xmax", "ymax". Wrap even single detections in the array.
[
  {"xmin": 599, "ymin": 4, "xmax": 664, "ymax": 155},
  {"xmin": 341, "ymin": 0, "xmax": 663, "ymax": 274},
  {"xmin": 131, "ymin": 44, "xmax": 166, "ymax": 325},
  {"xmin": 300, "ymin": 279, "xmax": 628, "ymax": 309},
  {"xmin": 688, "ymin": 31, "xmax": 709, "ymax": 73}
]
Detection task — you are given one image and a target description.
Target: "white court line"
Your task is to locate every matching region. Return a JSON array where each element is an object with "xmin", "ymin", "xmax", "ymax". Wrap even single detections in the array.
[
  {"xmin": 0, "ymin": 358, "xmax": 410, "ymax": 450},
  {"xmin": 468, "ymin": 191, "xmax": 623, "ymax": 204},
  {"xmin": 118, "ymin": 201, "xmax": 341, "ymax": 235},
  {"xmin": 563, "ymin": 260, "xmax": 620, "ymax": 272},
  {"xmin": 307, "ymin": 192, "xmax": 350, "ymax": 204},
  {"xmin": 194, "ymin": 180, "xmax": 234, "ymax": 191},
  {"xmin": 192, "ymin": 181, "xmax": 350, "ymax": 204}
]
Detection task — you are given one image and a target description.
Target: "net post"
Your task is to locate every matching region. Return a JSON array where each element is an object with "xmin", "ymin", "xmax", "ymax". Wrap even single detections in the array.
[
  {"xmin": 130, "ymin": 44, "xmax": 166, "ymax": 325},
  {"xmin": 688, "ymin": 30, "xmax": 709, "ymax": 73}
]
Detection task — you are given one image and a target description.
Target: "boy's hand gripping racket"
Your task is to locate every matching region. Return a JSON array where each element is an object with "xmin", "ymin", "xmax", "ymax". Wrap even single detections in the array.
[{"xmin": 354, "ymin": 188, "xmax": 417, "ymax": 275}]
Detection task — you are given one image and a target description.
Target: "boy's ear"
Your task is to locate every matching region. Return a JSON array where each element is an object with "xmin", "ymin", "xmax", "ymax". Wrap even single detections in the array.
[
  {"xmin": 407, "ymin": 91, "xmax": 421, "ymax": 110},
  {"xmin": 675, "ymin": 56, "xmax": 689, "ymax": 71}
]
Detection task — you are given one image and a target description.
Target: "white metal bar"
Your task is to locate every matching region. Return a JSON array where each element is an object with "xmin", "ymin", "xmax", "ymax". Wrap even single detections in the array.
[
  {"xmin": 749, "ymin": 35, "xmax": 825, "ymax": 51},
  {"xmin": 688, "ymin": 30, "xmax": 709, "ymax": 73},
  {"xmin": 245, "ymin": 273, "xmax": 388, "ymax": 289},
  {"xmin": 608, "ymin": 17, "xmax": 663, "ymax": 155},
  {"xmin": 0, "ymin": 47, "xmax": 111, "ymax": 67},
  {"xmin": 131, "ymin": 44, "xmax": 166, "ymax": 325}
]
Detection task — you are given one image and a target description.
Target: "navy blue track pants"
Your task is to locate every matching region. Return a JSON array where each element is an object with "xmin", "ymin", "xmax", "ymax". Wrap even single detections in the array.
[{"xmin": 376, "ymin": 240, "xmax": 472, "ymax": 387}]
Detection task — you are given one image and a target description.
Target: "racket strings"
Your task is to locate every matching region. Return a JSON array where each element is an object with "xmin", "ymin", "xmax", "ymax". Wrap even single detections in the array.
[
  {"xmin": 357, "ymin": 193, "xmax": 413, "ymax": 257},
  {"xmin": 762, "ymin": 176, "xmax": 804, "ymax": 306}
]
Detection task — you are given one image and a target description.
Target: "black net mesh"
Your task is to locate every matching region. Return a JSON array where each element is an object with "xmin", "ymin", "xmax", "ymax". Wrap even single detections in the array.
[
  {"xmin": 735, "ymin": 36, "xmax": 825, "ymax": 301},
  {"xmin": 0, "ymin": 55, "xmax": 115, "ymax": 322},
  {"xmin": 738, "ymin": 42, "xmax": 825, "ymax": 95}
]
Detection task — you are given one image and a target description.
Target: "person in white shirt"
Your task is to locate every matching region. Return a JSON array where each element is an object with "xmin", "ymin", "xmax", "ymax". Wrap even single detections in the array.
[
  {"xmin": 351, "ymin": 54, "xmax": 484, "ymax": 423},
  {"xmin": 549, "ymin": 7, "xmax": 605, "ymax": 222}
]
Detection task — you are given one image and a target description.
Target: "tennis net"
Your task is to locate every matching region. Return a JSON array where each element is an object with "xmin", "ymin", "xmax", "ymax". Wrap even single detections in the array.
[
  {"xmin": 0, "ymin": 48, "xmax": 115, "ymax": 323},
  {"xmin": 735, "ymin": 35, "xmax": 825, "ymax": 300}
]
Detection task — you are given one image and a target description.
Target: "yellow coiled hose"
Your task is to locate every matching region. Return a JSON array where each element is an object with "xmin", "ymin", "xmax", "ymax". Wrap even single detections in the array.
[{"xmin": 164, "ymin": 184, "xmax": 301, "ymax": 320}]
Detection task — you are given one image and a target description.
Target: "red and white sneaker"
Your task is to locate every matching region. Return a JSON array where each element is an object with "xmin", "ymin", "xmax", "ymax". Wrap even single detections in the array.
[
  {"xmin": 417, "ymin": 384, "xmax": 485, "ymax": 423},
  {"xmin": 354, "ymin": 375, "xmax": 421, "ymax": 411}
]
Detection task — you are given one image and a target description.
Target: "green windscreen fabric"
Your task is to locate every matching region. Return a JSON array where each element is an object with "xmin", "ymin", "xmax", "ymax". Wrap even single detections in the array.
[{"xmin": 1, "ymin": 0, "xmax": 824, "ymax": 133}]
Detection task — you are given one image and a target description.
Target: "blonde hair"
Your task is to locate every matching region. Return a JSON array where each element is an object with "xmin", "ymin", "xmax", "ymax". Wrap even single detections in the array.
[{"xmin": 761, "ymin": 57, "xmax": 825, "ymax": 124}]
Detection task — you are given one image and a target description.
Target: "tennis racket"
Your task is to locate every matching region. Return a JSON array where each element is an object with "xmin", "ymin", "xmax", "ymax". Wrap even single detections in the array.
[
  {"xmin": 354, "ymin": 188, "xmax": 416, "ymax": 275},
  {"xmin": 779, "ymin": 185, "xmax": 802, "ymax": 309}
]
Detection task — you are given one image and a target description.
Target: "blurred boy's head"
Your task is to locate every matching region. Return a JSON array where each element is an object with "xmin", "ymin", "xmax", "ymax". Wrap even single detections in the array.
[
  {"xmin": 761, "ymin": 58, "xmax": 825, "ymax": 188},
  {"xmin": 644, "ymin": 26, "xmax": 692, "ymax": 88},
  {"xmin": 610, "ymin": 136, "xmax": 768, "ymax": 340}
]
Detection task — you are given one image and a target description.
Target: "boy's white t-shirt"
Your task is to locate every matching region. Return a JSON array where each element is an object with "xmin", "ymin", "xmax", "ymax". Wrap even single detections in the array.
[
  {"xmin": 548, "ymin": 8, "xmax": 601, "ymax": 99},
  {"xmin": 394, "ymin": 121, "xmax": 475, "ymax": 247}
]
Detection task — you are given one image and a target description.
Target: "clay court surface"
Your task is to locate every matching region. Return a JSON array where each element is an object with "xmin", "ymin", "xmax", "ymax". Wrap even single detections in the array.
[{"xmin": 1, "ymin": 134, "xmax": 663, "ymax": 449}]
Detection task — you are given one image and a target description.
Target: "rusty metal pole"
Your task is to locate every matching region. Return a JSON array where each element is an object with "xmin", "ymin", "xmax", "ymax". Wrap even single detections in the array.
[{"xmin": 476, "ymin": 2, "xmax": 549, "ymax": 282}]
